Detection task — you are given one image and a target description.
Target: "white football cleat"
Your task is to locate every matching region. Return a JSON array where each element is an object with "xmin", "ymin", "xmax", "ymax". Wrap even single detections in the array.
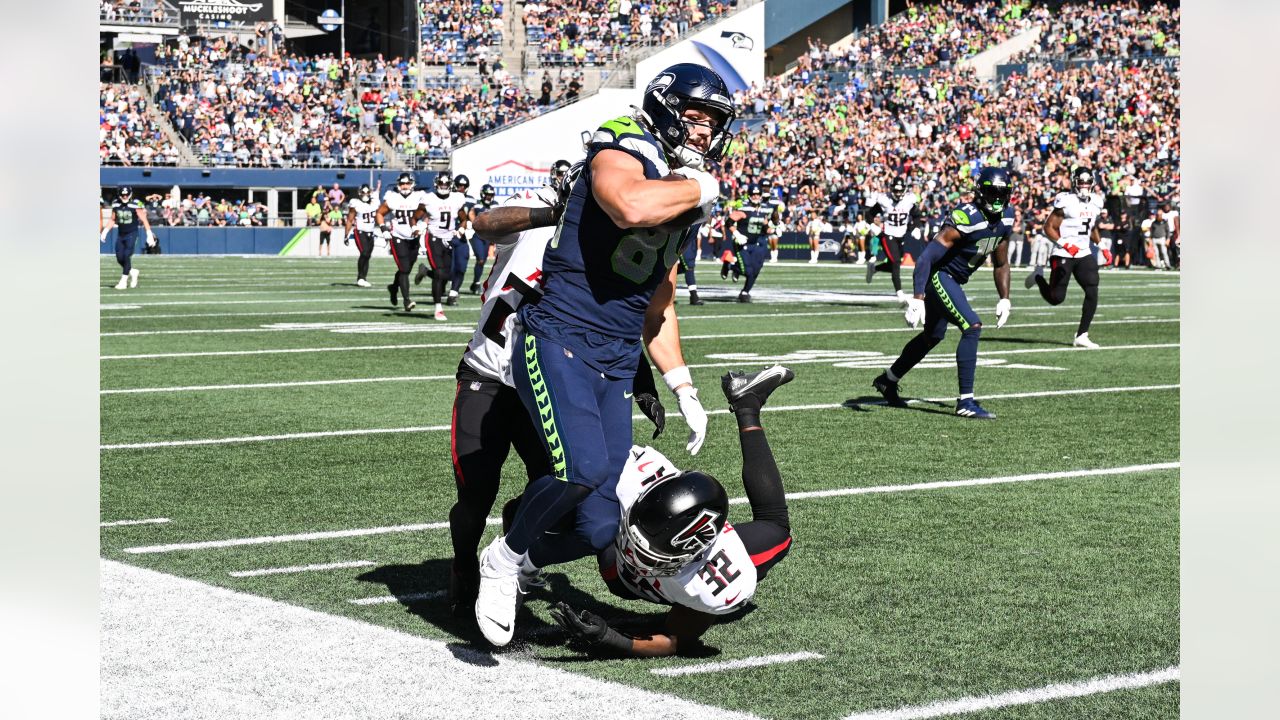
[
  {"xmin": 434, "ymin": 309, "xmax": 448, "ymax": 321},
  {"xmin": 128, "ymin": 268, "xmax": 139, "ymax": 288},
  {"xmin": 475, "ymin": 537, "xmax": 521, "ymax": 647},
  {"xmin": 1073, "ymin": 332, "xmax": 1100, "ymax": 349},
  {"xmin": 355, "ymin": 278, "xmax": 372, "ymax": 288},
  {"xmin": 114, "ymin": 276, "xmax": 128, "ymax": 290}
]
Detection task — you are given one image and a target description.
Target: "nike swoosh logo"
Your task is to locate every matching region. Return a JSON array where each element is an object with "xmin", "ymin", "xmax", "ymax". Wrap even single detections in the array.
[
  {"xmin": 725, "ymin": 593, "xmax": 741, "ymax": 605},
  {"xmin": 623, "ymin": 391, "xmax": 633, "ymax": 398},
  {"xmin": 485, "ymin": 616, "xmax": 511, "ymax": 632},
  {"xmin": 637, "ymin": 461, "xmax": 653, "ymax": 473}
]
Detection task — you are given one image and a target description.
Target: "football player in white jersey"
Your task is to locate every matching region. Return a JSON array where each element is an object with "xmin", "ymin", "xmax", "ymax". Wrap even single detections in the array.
[
  {"xmin": 547, "ymin": 365, "xmax": 795, "ymax": 657},
  {"xmin": 438, "ymin": 173, "xmax": 475, "ymax": 307},
  {"xmin": 409, "ymin": 172, "xmax": 470, "ymax": 320},
  {"xmin": 344, "ymin": 182, "xmax": 380, "ymax": 287},
  {"xmin": 1028, "ymin": 166, "xmax": 1104, "ymax": 348},
  {"xmin": 445, "ymin": 162, "xmax": 669, "ymax": 618},
  {"xmin": 375, "ymin": 172, "xmax": 427, "ymax": 312},
  {"xmin": 866, "ymin": 176, "xmax": 920, "ymax": 303}
]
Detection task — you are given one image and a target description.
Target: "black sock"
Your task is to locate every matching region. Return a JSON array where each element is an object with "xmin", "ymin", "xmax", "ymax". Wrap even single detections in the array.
[{"xmin": 737, "ymin": 425, "xmax": 789, "ymax": 529}]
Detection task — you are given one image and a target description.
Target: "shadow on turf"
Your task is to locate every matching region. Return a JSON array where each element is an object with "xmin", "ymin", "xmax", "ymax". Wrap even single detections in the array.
[
  {"xmin": 356, "ymin": 560, "xmax": 725, "ymax": 660},
  {"xmin": 981, "ymin": 335, "xmax": 1074, "ymax": 347},
  {"xmin": 843, "ymin": 395, "xmax": 955, "ymax": 416}
]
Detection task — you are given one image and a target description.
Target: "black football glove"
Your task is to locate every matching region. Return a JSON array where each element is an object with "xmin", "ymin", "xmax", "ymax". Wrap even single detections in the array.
[
  {"xmin": 634, "ymin": 392, "xmax": 665, "ymax": 439},
  {"xmin": 549, "ymin": 601, "xmax": 632, "ymax": 654}
]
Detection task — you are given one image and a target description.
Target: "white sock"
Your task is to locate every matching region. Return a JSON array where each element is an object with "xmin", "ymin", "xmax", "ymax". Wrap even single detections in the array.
[
  {"xmin": 435, "ymin": 303, "xmax": 443, "ymax": 313},
  {"xmin": 960, "ymin": 393, "xmax": 974, "ymax": 400},
  {"xmin": 519, "ymin": 555, "xmax": 540, "ymax": 575},
  {"xmin": 688, "ymin": 284, "xmax": 697, "ymax": 292},
  {"xmin": 810, "ymin": 250, "xmax": 818, "ymax": 261},
  {"xmin": 449, "ymin": 290, "xmax": 458, "ymax": 297},
  {"xmin": 770, "ymin": 249, "xmax": 778, "ymax": 261},
  {"xmin": 885, "ymin": 369, "xmax": 900, "ymax": 383},
  {"xmin": 488, "ymin": 537, "xmax": 524, "ymax": 574}
]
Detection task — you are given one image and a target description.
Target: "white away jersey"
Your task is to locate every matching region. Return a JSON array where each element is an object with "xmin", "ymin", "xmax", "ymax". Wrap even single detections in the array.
[
  {"xmin": 872, "ymin": 192, "xmax": 919, "ymax": 238},
  {"xmin": 349, "ymin": 197, "xmax": 379, "ymax": 232},
  {"xmin": 382, "ymin": 189, "xmax": 426, "ymax": 240},
  {"xmin": 1051, "ymin": 191, "xmax": 1103, "ymax": 257},
  {"xmin": 460, "ymin": 186, "xmax": 559, "ymax": 385},
  {"xmin": 613, "ymin": 446, "xmax": 757, "ymax": 616},
  {"xmin": 421, "ymin": 191, "xmax": 469, "ymax": 242}
]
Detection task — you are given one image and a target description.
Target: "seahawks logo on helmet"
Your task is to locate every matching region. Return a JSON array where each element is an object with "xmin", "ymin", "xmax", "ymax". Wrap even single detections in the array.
[{"xmin": 720, "ymin": 31, "xmax": 754, "ymax": 51}]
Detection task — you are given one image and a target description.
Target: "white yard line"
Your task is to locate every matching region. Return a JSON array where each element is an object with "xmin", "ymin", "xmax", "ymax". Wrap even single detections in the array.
[
  {"xmin": 100, "ymin": 384, "xmax": 1178, "ymax": 451},
  {"xmin": 101, "ymin": 345, "xmax": 1178, "ymax": 395},
  {"xmin": 229, "ymin": 560, "xmax": 376, "ymax": 578},
  {"xmin": 841, "ymin": 666, "xmax": 1180, "ymax": 720},
  {"xmin": 102, "ymin": 288, "xmax": 406, "ymax": 299},
  {"xmin": 102, "ymin": 559, "xmax": 767, "ymax": 720},
  {"xmin": 100, "ymin": 517, "xmax": 170, "ymax": 527},
  {"xmin": 102, "ymin": 375, "xmax": 457, "ymax": 395},
  {"xmin": 121, "ymin": 461, "xmax": 1176, "ymax": 555},
  {"xmin": 101, "ymin": 296, "xmax": 389, "ymax": 308},
  {"xmin": 348, "ymin": 591, "xmax": 446, "ymax": 606},
  {"xmin": 100, "ymin": 319, "xmax": 1175, "ymax": 361},
  {"xmin": 651, "ymin": 652, "xmax": 825, "ymax": 677}
]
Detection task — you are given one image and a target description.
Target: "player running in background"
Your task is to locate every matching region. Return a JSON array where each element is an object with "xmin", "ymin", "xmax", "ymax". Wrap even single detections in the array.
[
  {"xmin": 679, "ymin": 211, "xmax": 709, "ymax": 306},
  {"xmin": 411, "ymin": 172, "xmax": 468, "ymax": 320},
  {"xmin": 548, "ymin": 365, "xmax": 794, "ymax": 657},
  {"xmin": 727, "ymin": 184, "xmax": 772, "ymax": 303},
  {"xmin": 100, "ymin": 187, "xmax": 155, "ymax": 290},
  {"xmin": 761, "ymin": 178, "xmax": 787, "ymax": 264},
  {"xmin": 472, "ymin": 63, "xmax": 731, "ymax": 648},
  {"xmin": 873, "ymin": 167, "xmax": 1015, "ymax": 420},
  {"xmin": 468, "ymin": 183, "xmax": 500, "ymax": 294},
  {"xmin": 442, "ymin": 173, "xmax": 476, "ymax": 306},
  {"xmin": 866, "ymin": 176, "xmax": 920, "ymax": 303},
  {"xmin": 344, "ymin": 182, "xmax": 380, "ymax": 287},
  {"xmin": 1027, "ymin": 166, "xmax": 1104, "ymax": 349},
  {"xmin": 375, "ymin": 173, "xmax": 427, "ymax": 312}
]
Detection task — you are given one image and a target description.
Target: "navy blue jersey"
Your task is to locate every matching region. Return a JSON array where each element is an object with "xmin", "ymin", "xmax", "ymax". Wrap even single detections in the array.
[
  {"xmin": 735, "ymin": 203, "xmax": 772, "ymax": 245},
  {"xmin": 111, "ymin": 200, "xmax": 145, "ymax": 234},
  {"xmin": 456, "ymin": 195, "xmax": 476, "ymax": 230},
  {"xmin": 522, "ymin": 115, "xmax": 689, "ymax": 376},
  {"xmin": 930, "ymin": 202, "xmax": 1014, "ymax": 284}
]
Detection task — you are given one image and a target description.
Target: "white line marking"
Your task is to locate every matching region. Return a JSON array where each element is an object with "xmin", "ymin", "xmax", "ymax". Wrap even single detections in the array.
[
  {"xmin": 101, "ymin": 296, "xmax": 390, "ymax": 308},
  {"xmin": 102, "ymin": 288, "xmax": 411, "ymax": 298},
  {"xmin": 100, "ymin": 319, "xmax": 1174, "ymax": 361},
  {"xmin": 651, "ymin": 652, "xmax": 825, "ymax": 677},
  {"xmin": 101, "ymin": 375, "xmax": 456, "ymax": 395},
  {"xmin": 842, "ymin": 666, "xmax": 1180, "ymax": 720},
  {"xmin": 229, "ymin": 560, "xmax": 376, "ymax": 578},
  {"xmin": 100, "ymin": 518, "xmax": 170, "ymax": 527},
  {"xmin": 102, "ymin": 560, "xmax": 767, "ymax": 720},
  {"xmin": 101, "ymin": 324, "xmax": 473, "ymax": 337},
  {"xmin": 100, "ymin": 384, "xmax": 1178, "ymax": 451},
  {"xmin": 348, "ymin": 591, "xmax": 446, "ymax": 606},
  {"xmin": 121, "ymin": 462, "xmax": 1175, "ymax": 554},
  {"xmin": 689, "ymin": 343, "xmax": 1179, "ymax": 370}
]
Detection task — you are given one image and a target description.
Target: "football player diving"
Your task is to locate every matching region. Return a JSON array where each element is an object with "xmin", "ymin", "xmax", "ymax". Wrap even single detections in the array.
[
  {"xmin": 547, "ymin": 365, "xmax": 795, "ymax": 657},
  {"xmin": 872, "ymin": 166, "xmax": 1015, "ymax": 420}
]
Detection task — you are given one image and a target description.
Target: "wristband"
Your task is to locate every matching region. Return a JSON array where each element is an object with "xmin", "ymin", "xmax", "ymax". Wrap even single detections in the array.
[
  {"xmin": 596, "ymin": 626, "xmax": 635, "ymax": 655},
  {"xmin": 662, "ymin": 366, "xmax": 693, "ymax": 394},
  {"xmin": 528, "ymin": 206, "xmax": 556, "ymax": 228}
]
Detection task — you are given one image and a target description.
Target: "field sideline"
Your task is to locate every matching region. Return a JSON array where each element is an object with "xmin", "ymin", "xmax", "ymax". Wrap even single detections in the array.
[{"xmin": 101, "ymin": 255, "xmax": 1180, "ymax": 719}]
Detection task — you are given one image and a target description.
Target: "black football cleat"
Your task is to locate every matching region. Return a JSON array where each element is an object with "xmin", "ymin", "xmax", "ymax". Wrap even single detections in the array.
[
  {"xmin": 720, "ymin": 262, "xmax": 730, "ymax": 280},
  {"xmin": 414, "ymin": 263, "xmax": 432, "ymax": 285},
  {"xmin": 404, "ymin": 301, "xmax": 416, "ymax": 312},
  {"xmin": 446, "ymin": 295, "xmax": 458, "ymax": 306},
  {"xmin": 872, "ymin": 372, "xmax": 909, "ymax": 408},
  {"xmin": 387, "ymin": 283, "xmax": 398, "ymax": 307},
  {"xmin": 721, "ymin": 365, "xmax": 794, "ymax": 412},
  {"xmin": 737, "ymin": 292, "xmax": 751, "ymax": 303},
  {"xmin": 865, "ymin": 260, "xmax": 877, "ymax": 283},
  {"xmin": 689, "ymin": 290, "xmax": 704, "ymax": 306},
  {"xmin": 469, "ymin": 281, "xmax": 481, "ymax": 294}
]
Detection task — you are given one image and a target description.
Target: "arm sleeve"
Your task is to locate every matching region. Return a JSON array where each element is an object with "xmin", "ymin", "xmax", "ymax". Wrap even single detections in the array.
[{"xmin": 912, "ymin": 236, "xmax": 951, "ymax": 296}]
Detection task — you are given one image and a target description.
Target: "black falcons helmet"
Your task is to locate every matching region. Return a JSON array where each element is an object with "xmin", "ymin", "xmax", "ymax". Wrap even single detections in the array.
[
  {"xmin": 434, "ymin": 172, "xmax": 453, "ymax": 197},
  {"xmin": 118, "ymin": 186, "xmax": 133, "ymax": 202},
  {"xmin": 616, "ymin": 471, "xmax": 729, "ymax": 576},
  {"xmin": 554, "ymin": 160, "xmax": 585, "ymax": 199},
  {"xmin": 640, "ymin": 63, "xmax": 736, "ymax": 169},
  {"xmin": 396, "ymin": 172, "xmax": 415, "ymax": 195},
  {"xmin": 975, "ymin": 166, "xmax": 1012, "ymax": 219},
  {"xmin": 453, "ymin": 174, "xmax": 470, "ymax": 193},
  {"xmin": 890, "ymin": 176, "xmax": 906, "ymax": 200},
  {"xmin": 1072, "ymin": 166, "xmax": 1094, "ymax": 194},
  {"xmin": 480, "ymin": 183, "xmax": 496, "ymax": 202},
  {"xmin": 550, "ymin": 159, "xmax": 572, "ymax": 187},
  {"xmin": 358, "ymin": 184, "xmax": 372, "ymax": 201}
]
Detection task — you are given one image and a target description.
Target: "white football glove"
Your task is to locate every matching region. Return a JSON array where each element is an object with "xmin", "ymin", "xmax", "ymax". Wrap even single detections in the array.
[
  {"xmin": 413, "ymin": 221, "xmax": 427, "ymax": 239},
  {"xmin": 995, "ymin": 298, "xmax": 1011, "ymax": 328},
  {"xmin": 100, "ymin": 228, "xmax": 109, "ymax": 243},
  {"xmin": 462, "ymin": 226, "xmax": 475, "ymax": 241},
  {"xmin": 733, "ymin": 229, "xmax": 748, "ymax": 247},
  {"xmin": 675, "ymin": 386, "xmax": 708, "ymax": 456},
  {"xmin": 145, "ymin": 232, "xmax": 156, "ymax": 248},
  {"xmin": 672, "ymin": 166, "xmax": 721, "ymax": 207},
  {"xmin": 904, "ymin": 297, "xmax": 925, "ymax": 328}
]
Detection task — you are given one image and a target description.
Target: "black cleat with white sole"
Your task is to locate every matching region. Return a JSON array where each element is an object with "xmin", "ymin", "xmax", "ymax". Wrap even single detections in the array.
[
  {"xmin": 721, "ymin": 365, "xmax": 794, "ymax": 412},
  {"xmin": 414, "ymin": 263, "xmax": 432, "ymax": 285}
]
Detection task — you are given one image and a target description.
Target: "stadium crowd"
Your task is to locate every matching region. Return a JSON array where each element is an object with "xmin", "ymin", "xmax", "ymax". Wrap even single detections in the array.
[
  {"xmin": 417, "ymin": 0, "xmax": 505, "ymax": 65},
  {"xmin": 99, "ymin": 83, "xmax": 182, "ymax": 166},
  {"xmin": 524, "ymin": 0, "xmax": 736, "ymax": 66},
  {"xmin": 1012, "ymin": 0, "xmax": 1179, "ymax": 61}
]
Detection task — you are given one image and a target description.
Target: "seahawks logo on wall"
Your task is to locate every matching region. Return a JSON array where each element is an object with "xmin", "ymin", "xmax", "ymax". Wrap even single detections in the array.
[
  {"xmin": 670, "ymin": 509, "xmax": 722, "ymax": 552},
  {"xmin": 721, "ymin": 31, "xmax": 754, "ymax": 51}
]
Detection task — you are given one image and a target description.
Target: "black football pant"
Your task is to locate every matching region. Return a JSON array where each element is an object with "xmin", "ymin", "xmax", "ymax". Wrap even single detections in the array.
[
  {"xmin": 1035, "ymin": 254, "xmax": 1100, "ymax": 336},
  {"xmin": 387, "ymin": 236, "xmax": 419, "ymax": 308},
  {"xmin": 449, "ymin": 378, "xmax": 552, "ymax": 576},
  {"xmin": 876, "ymin": 234, "xmax": 904, "ymax": 292},
  {"xmin": 422, "ymin": 236, "xmax": 453, "ymax": 304},
  {"xmin": 353, "ymin": 230, "xmax": 375, "ymax": 281}
]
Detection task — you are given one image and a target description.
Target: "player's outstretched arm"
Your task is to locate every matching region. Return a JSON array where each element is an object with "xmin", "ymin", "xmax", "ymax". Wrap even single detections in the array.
[
  {"xmin": 471, "ymin": 205, "xmax": 557, "ymax": 238},
  {"xmin": 591, "ymin": 150, "xmax": 709, "ymax": 228},
  {"xmin": 550, "ymin": 602, "xmax": 713, "ymax": 657}
]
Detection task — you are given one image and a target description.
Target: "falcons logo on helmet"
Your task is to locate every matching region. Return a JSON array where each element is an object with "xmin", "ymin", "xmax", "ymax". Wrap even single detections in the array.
[{"xmin": 670, "ymin": 509, "xmax": 722, "ymax": 552}]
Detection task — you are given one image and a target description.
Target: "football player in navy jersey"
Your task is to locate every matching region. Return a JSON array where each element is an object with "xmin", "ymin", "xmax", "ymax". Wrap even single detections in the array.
[
  {"xmin": 468, "ymin": 183, "xmax": 500, "ymax": 294},
  {"xmin": 473, "ymin": 63, "xmax": 734, "ymax": 648},
  {"xmin": 548, "ymin": 365, "xmax": 795, "ymax": 657},
  {"xmin": 872, "ymin": 167, "xmax": 1015, "ymax": 420},
  {"xmin": 727, "ymin": 184, "xmax": 773, "ymax": 302},
  {"xmin": 100, "ymin": 187, "xmax": 155, "ymax": 289}
]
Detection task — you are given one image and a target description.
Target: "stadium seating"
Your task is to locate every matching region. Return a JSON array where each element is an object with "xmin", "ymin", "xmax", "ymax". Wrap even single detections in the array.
[
  {"xmin": 100, "ymin": 82, "xmax": 181, "ymax": 166},
  {"xmin": 418, "ymin": 1, "xmax": 505, "ymax": 66},
  {"xmin": 524, "ymin": 0, "xmax": 736, "ymax": 66}
]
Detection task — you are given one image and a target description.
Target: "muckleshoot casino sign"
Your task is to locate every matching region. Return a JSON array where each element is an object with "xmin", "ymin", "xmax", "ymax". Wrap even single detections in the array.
[{"xmin": 178, "ymin": 0, "xmax": 271, "ymax": 25}]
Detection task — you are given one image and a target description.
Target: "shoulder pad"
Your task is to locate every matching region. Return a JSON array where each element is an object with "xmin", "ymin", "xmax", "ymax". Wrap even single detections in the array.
[{"xmin": 595, "ymin": 115, "xmax": 645, "ymax": 142}]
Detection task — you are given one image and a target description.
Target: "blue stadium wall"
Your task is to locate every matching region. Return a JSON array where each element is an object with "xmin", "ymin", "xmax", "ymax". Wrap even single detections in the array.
[
  {"xmin": 99, "ymin": 167, "xmax": 438, "ymax": 190},
  {"xmin": 100, "ymin": 227, "xmax": 307, "ymax": 256}
]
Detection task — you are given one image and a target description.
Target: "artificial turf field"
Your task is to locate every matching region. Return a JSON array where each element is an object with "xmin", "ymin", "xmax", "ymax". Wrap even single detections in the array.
[{"xmin": 100, "ymin": 255, "xmax": 1180, "ymax": 720}]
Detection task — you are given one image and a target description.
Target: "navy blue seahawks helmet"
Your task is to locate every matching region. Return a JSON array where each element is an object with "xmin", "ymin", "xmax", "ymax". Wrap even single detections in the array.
[
  {"xmin": 748, "ymin": 184, "xmax": 762, "ymax": 198},
  {"xmin": 975, "ymin": 166, "xmax": 1012, "ymax": 218},
  {"xmin": 480, "ymin": 183, "xmax": 496, "ymax": 202},
  {"xmin": 118, "ymin": 187, "xmax": 133, "ymax": 202},
  {"xmin": 640, "ymin": 63, "xmax": 736, "ymax": 170},
  {"xmin": 616, "ymin": 470, "xmax": 729, "ymax": 575},
  {"xmin": 453, "ymin": 174, "xmax": 470, "ymax": 193}
]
